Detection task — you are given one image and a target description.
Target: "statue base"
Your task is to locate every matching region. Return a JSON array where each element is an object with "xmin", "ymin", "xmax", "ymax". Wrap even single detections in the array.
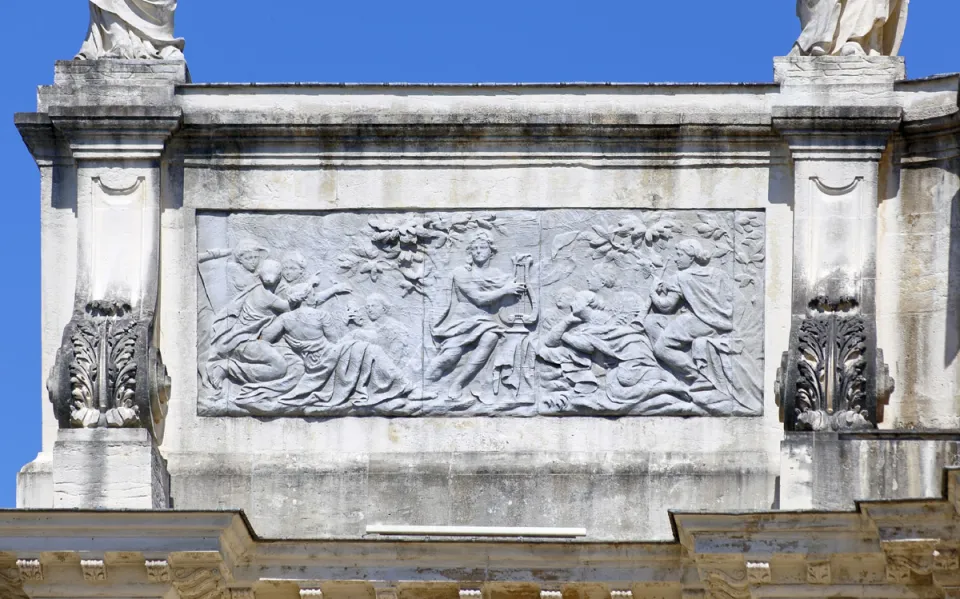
[
  {"xmin": 774, "ymin": 55, "xmax": 906, "ymax": 85},
  {"xmin": 52, "ymin": 428, "xmax": 171, "ymax": 509},
  {"xmin": 39, "ymin": 59, "xmax": 189, "ymax": 112}
]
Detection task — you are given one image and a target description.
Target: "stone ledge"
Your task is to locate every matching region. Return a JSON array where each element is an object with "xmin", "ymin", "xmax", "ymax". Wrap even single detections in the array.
[
  {"xmin": 775, "ymin": 55, "xmax": 906, "ymax": 84},
  {"xmin": 53, "ymin": 59, "xmax": 189, "ymax": 85}
]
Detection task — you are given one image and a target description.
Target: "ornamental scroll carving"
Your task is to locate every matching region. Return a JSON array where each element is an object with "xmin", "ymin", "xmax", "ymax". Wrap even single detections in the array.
[
  {"xmin": 197, "ymin": 209, "xmax": 765, "ymax": 418},
  {"xmin": 776, "ymin": 296, "xmax": 894, "ymax": 431},
  {"xmin": 48, "ymin": 301, "xmax": 170, "ymax": 440}
]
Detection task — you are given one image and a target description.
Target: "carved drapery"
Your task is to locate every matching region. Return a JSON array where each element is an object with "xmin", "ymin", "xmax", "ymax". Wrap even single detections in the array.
[{"xmin": 196, "ymin": 209, "xmax": 766, "ymax": 419}]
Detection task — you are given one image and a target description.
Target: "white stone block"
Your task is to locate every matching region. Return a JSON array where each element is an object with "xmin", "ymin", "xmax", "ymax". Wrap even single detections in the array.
[{"xmin": 52, "ymin": 428, "xmax": 170, "ymax": 509}]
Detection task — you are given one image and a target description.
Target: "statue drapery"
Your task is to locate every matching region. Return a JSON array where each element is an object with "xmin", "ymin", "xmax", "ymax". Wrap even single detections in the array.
[
  {"xmin": 792, "ymin": 0, "xmax": 909, "ymax": 57},
  {"xmin": 77, "ymin": 0, "xmax": 184, "ymax": 60}
]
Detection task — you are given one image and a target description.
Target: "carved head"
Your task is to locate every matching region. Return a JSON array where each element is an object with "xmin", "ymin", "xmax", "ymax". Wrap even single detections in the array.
[
  {"xmin": 553, "ymin": 286, "xmax": 577, "ymax": 311},
  {"xmin": 235, "ymin": 240, "xmax": 266, "ymax": 273},
  {"xmin": 586, "ymin": 263, "xmax": 617, "ymax": 292},
  {"xmin": 281, "ymin": 251, "xmax": 307, "ymax": 282},
  {"xmin": 344, "ymin": 299, "xmax": 366, "ymax": 322},
  {"xmin": 675, "ymin": 239, "xmax": 710, "ymax": 270},
  {"xmin": 466, "ymin": 232, "xmax": 497, "ymax": 265},
  {"xmin": 258, "ymin": 259, "xmax": 283, "ymax": 289},
  {"xmin": 364, "ymin": 293, "xmax": 390, "ymax": 321}
]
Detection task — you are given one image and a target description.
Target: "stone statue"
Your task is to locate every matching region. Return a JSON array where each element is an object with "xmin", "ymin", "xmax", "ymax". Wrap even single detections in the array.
[
  {"xmin": 77, "ymin": 0, "xmax": 185, "ymax": 60},
  {"xmin": 790, "ymin": 0, "xmax": 910, "ymax": 56},
  {"xmin": 791, "ymin": 0, "xmax": 909, "ymax": 57}
]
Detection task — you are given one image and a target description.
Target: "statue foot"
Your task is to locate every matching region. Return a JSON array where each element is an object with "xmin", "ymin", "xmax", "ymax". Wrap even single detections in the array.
[
  {"xmin": 207, "ymin": 363, "xmax": 227, "ymax": 391},
  {"xmin": 447, "ymin": 384, "xmax": 464, "ymax": 399},
  {"xmin": 840, "ymin": 42, "xmax": 866, "ymax": 56},
  {"xmin": 406, "ymin": 389, "xmax": 438, "ymax": 401}
]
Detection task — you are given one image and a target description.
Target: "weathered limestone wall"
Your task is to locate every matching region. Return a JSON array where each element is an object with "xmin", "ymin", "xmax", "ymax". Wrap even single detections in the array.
[
  {"xmin": 155, "ymin": 85, "xmax": 791, "ymax": 539},
  {"xmin": 17, "ymin": 63, "xmax": 960, "ymax": 540},
  {"xmin": 878, "ymin": 155, "xmax": 960, "ymax": 428}
]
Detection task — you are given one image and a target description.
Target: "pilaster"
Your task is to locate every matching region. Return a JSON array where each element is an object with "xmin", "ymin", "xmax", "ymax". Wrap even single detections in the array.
[
  {"xmin": 773, "ymin": 58, "xmax": 901, "ymax": 433},
  {"xmin": 16, "ymin": 60, "xmax": 184, "ymax": 508}
]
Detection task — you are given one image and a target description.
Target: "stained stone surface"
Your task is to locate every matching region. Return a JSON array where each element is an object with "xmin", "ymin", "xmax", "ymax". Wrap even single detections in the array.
[{"xmin": 197, "ymin": 209, "xmax": 765, "ymax": 418}]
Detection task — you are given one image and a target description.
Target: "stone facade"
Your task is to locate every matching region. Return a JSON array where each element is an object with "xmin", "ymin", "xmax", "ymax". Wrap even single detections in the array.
[
  {"xmin": 13, "ymin": 52, "xmax": 960, "ymax": 541},
  {"xmin": 8, "ymin": 3, "xmax": 960, "ymax": 598},
  {"xmin": 7, "ymin": 470, "xmax": 960, "ymax": 598}
]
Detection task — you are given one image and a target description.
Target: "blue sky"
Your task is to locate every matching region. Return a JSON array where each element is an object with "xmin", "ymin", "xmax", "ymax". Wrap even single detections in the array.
[{"xmin": 1, "ymin": 1, "xmax": 958, "ymax": 506}]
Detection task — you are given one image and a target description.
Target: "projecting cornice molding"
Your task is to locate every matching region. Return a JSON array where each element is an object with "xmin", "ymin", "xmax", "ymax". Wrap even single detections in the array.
[{"xmin": 5, "ymin": 468, "xmax": 960, "ymax": 598}]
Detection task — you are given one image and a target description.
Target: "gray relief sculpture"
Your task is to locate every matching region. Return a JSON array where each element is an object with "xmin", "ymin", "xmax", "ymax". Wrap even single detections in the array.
[
  {"xmin": 791, "ymin": 0, "xmax": 909, "ymax": 57},
  {"xmin": 77, "ymin": 1, "xmax": 184, "ymax": 60},
  {"xmin": 197, "ymin": 209, "xmax": 765, "ymax": 418}
]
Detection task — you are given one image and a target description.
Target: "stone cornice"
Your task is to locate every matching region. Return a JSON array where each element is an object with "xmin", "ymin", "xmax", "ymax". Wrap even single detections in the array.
[
  {"xmin": 771, "ymin": 105, "xmax": 903, "ymax": 162},
  {"xmin": 46, "ymin": 105, "xmax": 183, "ymax": 160},
  {"xmin": 172, "ymin": 120, "xmax": 787, "ymax": 169},
  {"xmin": 6, "ymin": 469, "xmax": 960, "ymax": 597}
]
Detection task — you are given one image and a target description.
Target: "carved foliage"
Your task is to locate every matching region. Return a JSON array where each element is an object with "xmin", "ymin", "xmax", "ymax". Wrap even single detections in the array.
[
  {"xmin": 696, "ymin": 560, "xmax": 750, "ymax": 599},
  {"xmin": 53, "ymin": 301, "xmax": 148, "ymax": 431},
  {"xmin": 806, "ymin": 561, "xmax": 831, "ymax": 584},
  {"xmin": 745, "ymin": 562, "xmax": 771, "ymax": 585},
  {"xmin": 80, "ymin": 559, "xmax": 107, "ymax": 582},
  {"xmin": 0, "ymin": 567, "xmax": 28, "ymax": 599},
  {"xmin": 172, "ymin": 567, "xmax": 226, "ymax": 599},
  {"xmin": 793, "ymin": 296, "xmax": 872, "ymax": 431},
  {"xmin": 16, "ymin": 560, "xmax": 42, "ymax": 582},
  {"xmin": 883, "ymin": 540, "xmax": 960, "ymax": 584},
  {"xmin": 69, "ymin": 320, "xmax": 99, "ymax": 418},
  {"xmin": 145, "ymin": 560, "xmax": 171, "ymax": 583}
]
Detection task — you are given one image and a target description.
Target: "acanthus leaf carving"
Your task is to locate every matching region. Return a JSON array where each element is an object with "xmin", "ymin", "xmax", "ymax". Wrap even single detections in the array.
[
  {"xmin": 696, "ymin": 559, "xmax": 750, "ymax": 599},
  {"xmin": 16, "ymin": 560, "xmax": 42, "ymax": 582},
  {"xmin": 49, "ymin": 300, "xmax": 169, "ymax": 440},
  {"xmin": 80, "ymin": 559, "xmax": 107, "ymax": 582},
  {"xmin": 806, "ymin": 561, "xmax": 831, "ymax": 585},
  {"xmin": 882, "ymin": 540, "xmax": 959, "ymax": 583},
  {"xmin": 791, "ymin": 296, "xmax": 875, "ymax": 432},
  {"xmin": 745, "ymin": 561, "xmax": 771, "ymax": 585}
]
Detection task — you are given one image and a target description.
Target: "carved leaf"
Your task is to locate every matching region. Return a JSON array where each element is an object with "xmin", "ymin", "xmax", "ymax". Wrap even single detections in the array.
[
  {"xmin": 69, "ymin": 321, "xmax": 99, "ymax": 412},
  {"xmin": 551, "ymin": 231, "xmax": 583, "ymax": 258},
  {"xmin": 108, "ymin": 320, "xmax": 139, "ymax": 421},
  {"xmin": 695, "ymin": 223, "xmax": 715, "ymax": 235}
]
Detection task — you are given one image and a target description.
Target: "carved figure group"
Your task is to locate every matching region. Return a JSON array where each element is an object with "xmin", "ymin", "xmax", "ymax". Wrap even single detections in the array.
[
  {"xmin": 197, "ymin": 209, "xmax": 765, "ymax": 418},
  {"xmin": 198, "ymin": 242, "xmax": 428, "ymax": 415},
  {"xmin": 538, "ymin": 234, "xmax": 760, "ymax": 416}
]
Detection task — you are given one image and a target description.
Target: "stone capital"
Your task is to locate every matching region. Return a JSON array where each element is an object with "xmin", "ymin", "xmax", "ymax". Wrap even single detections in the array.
[
  {"xmin": 772, "ymin": 105, "xmax": 902, "ymax": 162},
  {"xmin": 46, "ymin": 105, "xmax": 182, "ymax": 161}
]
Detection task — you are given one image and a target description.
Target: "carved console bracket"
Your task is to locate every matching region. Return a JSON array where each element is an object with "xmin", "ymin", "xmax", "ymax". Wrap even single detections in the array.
[
  {"xmin": 776, "ymin": 296, "xmax": 893, "ymax": 431},
  {"xmin": 48, "ymin": 300, "xmax": 170, "ymax": 441},
  {"xmin": 28, "ymin": 74, "xmax": 185, "ymax": 444}
]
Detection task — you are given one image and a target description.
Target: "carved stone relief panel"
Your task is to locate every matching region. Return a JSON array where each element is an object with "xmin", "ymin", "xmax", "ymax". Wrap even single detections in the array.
[{"xmin": 197, "ymin": 209, "xmax": 765, "ymax": 418}]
